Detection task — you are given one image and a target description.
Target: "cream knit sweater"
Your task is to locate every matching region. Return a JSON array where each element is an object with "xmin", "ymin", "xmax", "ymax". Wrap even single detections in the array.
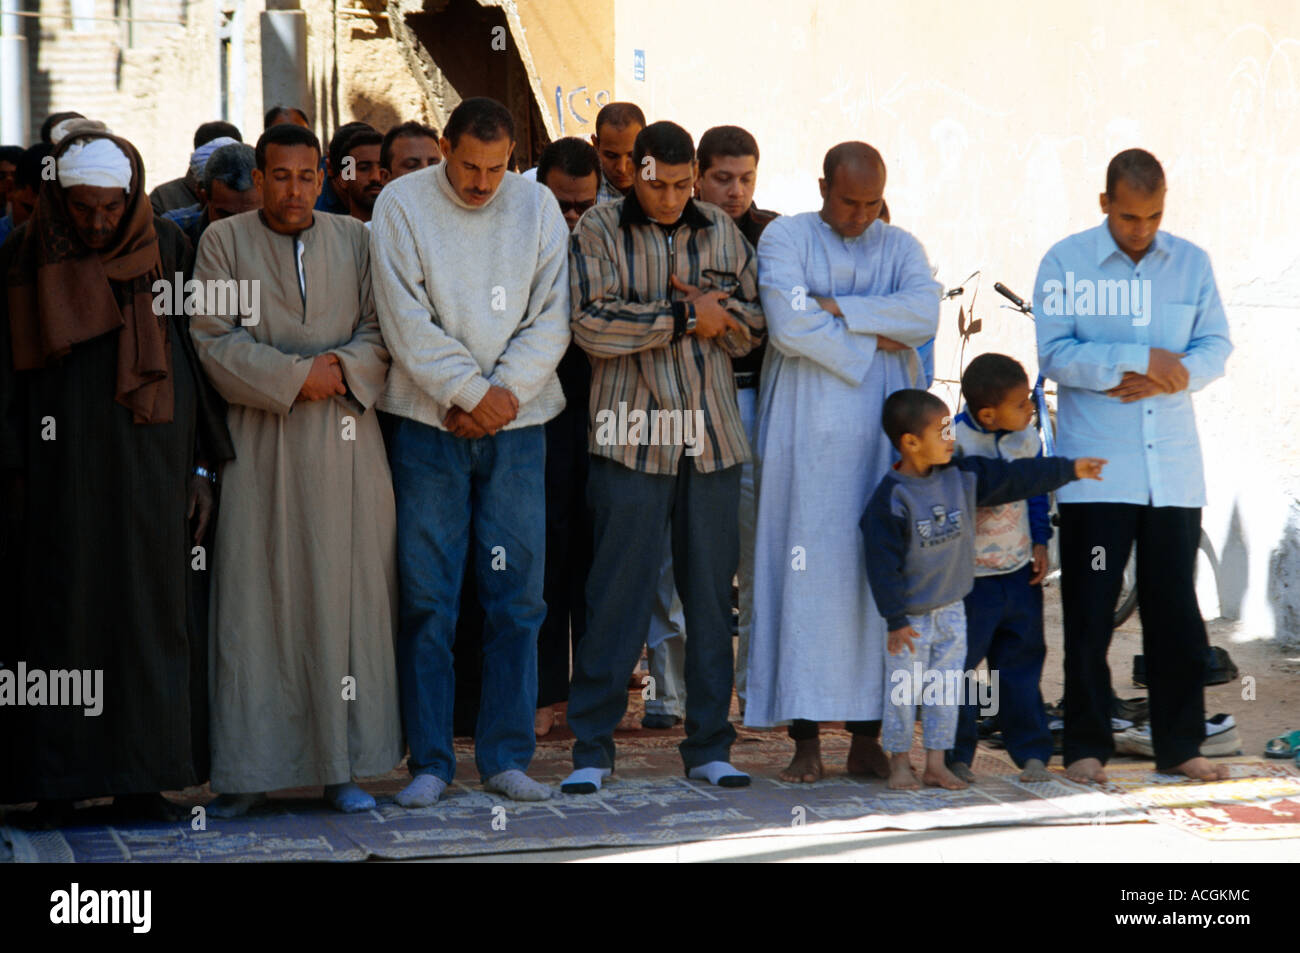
[{"xmin": 369, "ymin": 163, "xmax": 571, "ymax": 430}]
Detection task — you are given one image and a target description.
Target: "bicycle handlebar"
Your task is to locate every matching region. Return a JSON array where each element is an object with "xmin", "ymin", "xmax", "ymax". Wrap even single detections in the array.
[{"xmin": 993, "ymin": 282, "xmax": 1027, "ymax": 311}]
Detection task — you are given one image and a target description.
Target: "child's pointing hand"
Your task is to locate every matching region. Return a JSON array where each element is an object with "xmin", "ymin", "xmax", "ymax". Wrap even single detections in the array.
[{"xmin": 1074, "ymin": 457, "xmax": 1107, "ymax": 481}]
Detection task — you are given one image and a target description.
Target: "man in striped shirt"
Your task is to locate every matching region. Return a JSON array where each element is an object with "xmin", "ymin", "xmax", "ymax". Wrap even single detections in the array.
[{"xmin": 561, "ymin": 121, "xmax": 765, "ymax": 793}]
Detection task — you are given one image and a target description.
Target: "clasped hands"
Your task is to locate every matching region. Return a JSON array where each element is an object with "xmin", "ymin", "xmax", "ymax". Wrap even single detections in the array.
[
  {"xmin": 444, "ymin": 385, "xmax": 518, "ymax": 439},
  {"xmin": 1107, "ymin": 348, "xmax": 1189, "ymax": 402},
  {"xmin": 296, "ymin": 353, "xmax": 346, "ymax": 402},
  {"xmin": 669, "ymin": 275, "xmax": 748, "ymax": 341}
]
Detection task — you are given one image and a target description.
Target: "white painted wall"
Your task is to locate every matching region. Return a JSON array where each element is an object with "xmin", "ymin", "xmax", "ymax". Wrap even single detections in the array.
[{"xmin": 615, "ymin": 0, "xmax": 1300, "ymax": 644}]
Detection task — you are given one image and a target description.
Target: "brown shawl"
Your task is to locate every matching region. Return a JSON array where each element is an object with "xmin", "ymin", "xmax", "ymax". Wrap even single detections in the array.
[{"xmin": 5, "ymin": 132, "xmax": 173, "ymax": 424}]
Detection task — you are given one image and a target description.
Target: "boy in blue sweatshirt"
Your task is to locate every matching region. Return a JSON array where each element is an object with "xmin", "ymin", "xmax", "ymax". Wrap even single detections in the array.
[
  {"xmin": 950, "ymin": 354, "xmax": 1056, "ymax": 783},
  {"xmin": 860, "ymin": 389, "xmax": 1106, "ymax": 790}
]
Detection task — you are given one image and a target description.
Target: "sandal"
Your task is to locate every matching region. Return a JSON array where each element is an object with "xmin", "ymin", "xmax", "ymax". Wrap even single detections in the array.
[{"xmin": 1264, "ymin": 730, "xmax": 1300, "ymax": 759}]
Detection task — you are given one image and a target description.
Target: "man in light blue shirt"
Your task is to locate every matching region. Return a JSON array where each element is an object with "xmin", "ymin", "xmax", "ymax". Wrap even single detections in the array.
[{"xmin": 1034, "ymin": 148, "xmax": 1232, "ymax": 784}]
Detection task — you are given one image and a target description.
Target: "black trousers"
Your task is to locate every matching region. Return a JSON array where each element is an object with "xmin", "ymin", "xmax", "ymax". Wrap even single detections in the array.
[
  {"xmin": 1059, "ymin": 503, "xmax": 1208, "ymax": 771},
  {"xmin": 789, "ymin": 719, "xmax": 880, "ymax": 741},
  {"xmin": 537, "ymin": 395, "xmax": 592, "ymax": 708}
]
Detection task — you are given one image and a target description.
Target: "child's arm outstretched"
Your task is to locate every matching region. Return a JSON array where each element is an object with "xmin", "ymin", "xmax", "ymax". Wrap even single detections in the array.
[
  {"xmin": 956, "ymin": 454, "xmax": 1106, "ymax": 507},
  {"xmin": 860, "ymin": 480, "xmax": 920, "ymax": 655}
]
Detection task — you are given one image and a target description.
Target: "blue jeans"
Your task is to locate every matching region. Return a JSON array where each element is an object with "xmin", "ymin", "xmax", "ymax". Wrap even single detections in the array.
[
  {"xmin": 950, "ymin": 565, "xmax": 1053, "ymax": 768},
  {"xmin": 389, "ymin": 417, "xmax": 546, "ymax": 783}
]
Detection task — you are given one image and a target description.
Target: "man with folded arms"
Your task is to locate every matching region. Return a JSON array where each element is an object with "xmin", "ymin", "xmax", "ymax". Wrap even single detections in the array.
[{"xmin": 564, "ymin": 121, "xmax": 765, "ymax": 793}]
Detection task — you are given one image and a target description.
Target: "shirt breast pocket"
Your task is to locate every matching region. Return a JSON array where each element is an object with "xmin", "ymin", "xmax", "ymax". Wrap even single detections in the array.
[{"xmin": 1158, "ymin": 303, "xmax": 1197, "ymax": 351}]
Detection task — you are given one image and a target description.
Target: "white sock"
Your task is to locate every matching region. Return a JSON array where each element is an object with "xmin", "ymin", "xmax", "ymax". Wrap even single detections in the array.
[
  {"xmin": 206, "ymin": 793, "xmax": 267, "ymax": 819},
  {"xmin": 560, "ymin": 767, "xmax": 611, "ymax": 794},
  {"xmin": 688, "ymin": 761, "xmax": 751, "ymax": 788},
  {"xmin": 324, "ymin": 781, "xmax": 376, "ymax": 813},
  {"xmin": 484, "ymin": 769, "xmax": 552, "ymax": 802},
  {"xmin": 395, "ymin": 774, "xmax": 447, "ymax": 808}
]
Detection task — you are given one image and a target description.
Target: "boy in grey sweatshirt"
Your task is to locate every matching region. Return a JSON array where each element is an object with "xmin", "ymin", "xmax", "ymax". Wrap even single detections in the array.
[{"xmin": 860, "ymin": 389, "xmax": 1106, "ymax": 790}]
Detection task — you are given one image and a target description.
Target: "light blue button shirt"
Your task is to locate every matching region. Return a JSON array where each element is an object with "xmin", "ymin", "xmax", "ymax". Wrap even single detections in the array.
[{"xmin": 1033, "ymin": 221, "xmax": 1232, "ymax": 507}]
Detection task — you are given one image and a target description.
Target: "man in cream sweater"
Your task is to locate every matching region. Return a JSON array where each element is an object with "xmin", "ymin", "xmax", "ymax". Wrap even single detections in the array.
[{"xmin": 370, "ymin": 97, "xmax": 571, "ymax": 806}]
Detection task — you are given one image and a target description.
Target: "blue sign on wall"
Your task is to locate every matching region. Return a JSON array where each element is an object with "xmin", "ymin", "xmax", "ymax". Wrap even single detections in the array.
[{"xmin": 633, "ymin": 49, "xmax": 645, "ymax": 81}]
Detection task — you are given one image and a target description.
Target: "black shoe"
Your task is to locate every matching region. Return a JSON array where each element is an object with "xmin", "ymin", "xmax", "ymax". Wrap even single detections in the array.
[{"xmin": 641, "ymin": 713, "xmax": 680, "ymax": 730}]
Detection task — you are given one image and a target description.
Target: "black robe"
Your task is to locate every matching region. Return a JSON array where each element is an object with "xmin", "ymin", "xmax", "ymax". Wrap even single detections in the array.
[{"xmin": 0, "ymin": 217, "xmax": 234, "ymax": 803}]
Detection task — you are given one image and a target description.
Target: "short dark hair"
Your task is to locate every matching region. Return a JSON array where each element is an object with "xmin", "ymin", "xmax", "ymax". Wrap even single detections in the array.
[
  {"xmin": 697, "ymin": 125, "xmax": 759, "ymax": 174},
  {"xmin": 343, "ymin": 129, "xmax": 383, "ymax": 157},
  {"xmin": 202, "ymin": 142, "xmax": 257, "ymax": 193},
  {"xmin": 882, "ymin": 388, "xmax": 949, "ymax": 450},
  {"xmin": 961, "ymin": 353, "xmax": 1030, "ymax": 414},
  {"xmin": 39, "ymin": 111, "xmax": 84, "ymax": 145},
  {"xmin": 194, "ymin": 121, "xmax": 242, "ymax": 149},
  {"xmin": 380, "ymin": 121, "xmax": 440, "ymax": 170},
  {"xmin": 823, "ymin": 141, "xmax": 886, "ymax": 185},
  {"xmin": 633, "ymin": 121, "xmax": 694, "ymax": 171},
  {"xmin": 0, "ymin": 145, "xmax": 23, "ymax": 167},
  {"xmin": 536, "ymin": 137, "xmax": 600, "ymax": 185},
  {"xmin": 264, "ymin": 105, "xmax": 310, "ymax": 129},
  {"xmin": 443, "ymin": 97, "xmax": 515, "ymax": 150},
  {"xmin": 15, "ymin": 143, "xmax": 53, "ymax": 191},
  {"xmin": 594, "ymin": 102, "xmax": 646, "ymax": 138},
  {"xmin": 1106, "ymin": 148, "xmax": 1165, "ymax": 197},
  {"xmin": 327, "ymin": 122, "xmax": 376, "ymax": 175},
  {"xmin": 255, "ymin": 124, "xmax": 322, "ymax": 171}
]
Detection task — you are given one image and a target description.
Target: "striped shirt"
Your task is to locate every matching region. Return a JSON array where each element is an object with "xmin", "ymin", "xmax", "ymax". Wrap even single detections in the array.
[{"xmin": 570, "ymin": 193, "xmax": 765, "ymax": 475}]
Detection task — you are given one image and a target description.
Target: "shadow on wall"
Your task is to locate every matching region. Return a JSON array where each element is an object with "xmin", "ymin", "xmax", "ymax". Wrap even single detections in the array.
[
  {"xmin": 1267, "ymin": 503, "xmax": 1300, "ymax": 649},
  {"xmin": 347, "ymin": 94, "xmax": 405, "ymax": 134},
  {"xmin": 1209, "ymin": 502, "xmax": 1250, "ymax": 621}
]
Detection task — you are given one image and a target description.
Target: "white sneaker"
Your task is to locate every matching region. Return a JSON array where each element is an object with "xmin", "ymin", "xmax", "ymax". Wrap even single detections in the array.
[{"xmin": 1115, "ymin": 714, "xmax": 1241, "ymax": 758}]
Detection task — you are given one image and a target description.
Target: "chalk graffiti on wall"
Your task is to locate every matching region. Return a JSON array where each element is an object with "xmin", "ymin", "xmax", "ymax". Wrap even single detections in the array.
[{"xmin": 554, "ymin": 85, "xmax": 611, "ymax": 135}]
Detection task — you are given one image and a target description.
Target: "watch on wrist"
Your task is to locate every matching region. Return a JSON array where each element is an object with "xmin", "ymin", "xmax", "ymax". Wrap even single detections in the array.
[{"xmin": 684, "ymin": 304, "xmax": 698, "ymax": 334}]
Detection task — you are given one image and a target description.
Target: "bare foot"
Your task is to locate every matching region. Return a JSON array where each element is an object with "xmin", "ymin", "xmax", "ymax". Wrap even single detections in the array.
[
  {"xmin": 847, "ymin": 734, "xmax": 891, "ymax": 779},
  {"xmin": 1169, "ymin": 756, "xmax": 1230, "ymax": 781},
  {"xmin": 922, "ymin": 750, "xmax": 968, "ymax": 790},
  {"xmin": 779, "ymin": 738, "xmax": 824, "ymax": 783},
  {"xmin": 534, "ymin": 706, "xmax": 556, "ymax": 738},
  {"xmin": 887, "ymin": 752, "xmax": 921, "ymax": 790},
  {"xmin": 949, "ymin": 761, "xmax": 977, "ymax": 783},
  {"xmin": 1019, "ymin": 758, "xmax": 1053, "ymax": 783},
  {"xmin": 1065, "ymin": 757, "xmax": 1107, "ymax": 783}
]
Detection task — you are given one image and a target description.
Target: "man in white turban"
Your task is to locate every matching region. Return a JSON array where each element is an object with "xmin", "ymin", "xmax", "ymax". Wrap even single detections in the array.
[{"xmin": 1, "ymin": 130, "xmax": 234, "ymax": 824}]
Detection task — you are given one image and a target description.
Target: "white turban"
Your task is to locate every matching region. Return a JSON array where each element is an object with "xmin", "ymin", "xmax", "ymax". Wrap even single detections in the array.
[
  {"xmin": 190, "ymin": 136, "xmax": 240, "ymax": 177},
  {"xmin": 50, "ymin": 117, "xmax": 110, "ymax": 146},
  {"xmin": 57, "ymin": 138, "xmax": 133, "ymax": 191}
]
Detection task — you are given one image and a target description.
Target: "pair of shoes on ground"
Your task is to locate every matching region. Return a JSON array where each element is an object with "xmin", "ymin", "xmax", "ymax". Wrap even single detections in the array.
[{"xmin": 1114, "ymin": 713, "xmax": 1241, "ymax": 758}]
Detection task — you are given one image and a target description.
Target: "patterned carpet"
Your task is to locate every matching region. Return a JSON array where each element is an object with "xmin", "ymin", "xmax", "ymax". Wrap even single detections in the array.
[
  {"xmin": 2, "ymin": 723, "xmax": 1149, "ymax": 862},
  {"xmin": 1099, "ymin": 760, "xmax": 1300, "ymax": 841}
]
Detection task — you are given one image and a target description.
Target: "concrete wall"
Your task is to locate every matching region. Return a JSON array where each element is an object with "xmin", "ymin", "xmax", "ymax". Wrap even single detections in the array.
[
  {"xmin": 25, "ymin": 0, "xmax": 429, "ymax": 192},
  {"xmin": 614, "ymin": 0, "xmax": 1300, "ymax": 644},
  {"xmin": 513, "ymin": 0, "xmax": 614, "ymax": 139}
]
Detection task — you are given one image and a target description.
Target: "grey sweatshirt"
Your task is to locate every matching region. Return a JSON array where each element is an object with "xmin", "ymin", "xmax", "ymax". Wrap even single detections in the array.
[
  {"xmin": 860, "ymin": 455, "xmax": 1078, "ymax": 630},
  {"xmin": 369, "ymin": 164, "xmax": 571, "ymax": 430}
]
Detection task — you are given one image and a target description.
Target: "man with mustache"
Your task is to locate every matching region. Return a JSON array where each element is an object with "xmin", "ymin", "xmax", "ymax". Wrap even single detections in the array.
[
  {"xmin": 191, "ymin": 122, "xmax": 403, "ymax": 816},
  {"xmin": 0, "ymin": 131, "xmax": 233, "ymax": 823},
  {"xmin": 340, "ymin": 128, "xmax": 385, "ymax": 224},
  {"xmin": 371, "ymin": 97, "xmax": 571, "ymax": 807}
]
